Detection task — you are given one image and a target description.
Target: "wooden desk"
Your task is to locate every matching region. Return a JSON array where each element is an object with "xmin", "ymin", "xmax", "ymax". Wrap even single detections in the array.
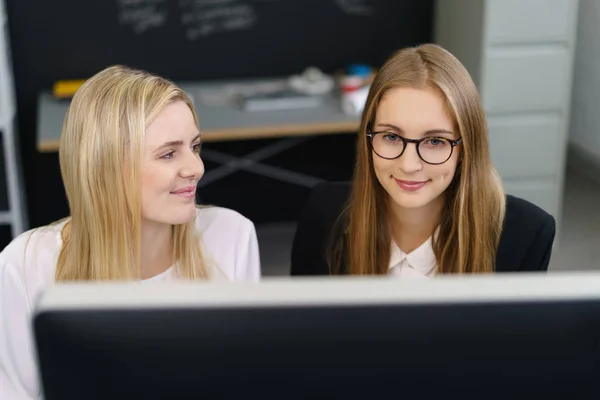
[
  {"xmin": 37, "ymin": 79, "xmax": 360, "ymax": 152},
  {"xmin": 37, "ymin": 79, "xmax": 361, "ymax": 188}
]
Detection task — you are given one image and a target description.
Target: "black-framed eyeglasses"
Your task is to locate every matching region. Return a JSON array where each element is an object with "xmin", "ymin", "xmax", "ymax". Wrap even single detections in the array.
[{"xmin": 366, "ymin": 131, "xmax": 462, "ymax": 165}]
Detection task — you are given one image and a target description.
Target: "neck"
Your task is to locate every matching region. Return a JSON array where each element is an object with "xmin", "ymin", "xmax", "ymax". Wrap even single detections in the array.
[
  {"xmin": 388, "ymin": 195, "xmax": 444, "ymax": 254},
  {"xmin": 140, "ymin": 220, "xmax": 173, "ymax": 280}
]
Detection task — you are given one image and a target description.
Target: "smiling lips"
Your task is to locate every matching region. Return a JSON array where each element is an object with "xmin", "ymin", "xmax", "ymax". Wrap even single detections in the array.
[
  {"xmin": 394, "ymin": 179, "xmax": 429, "ymax": 192},
  {"xmin": 171, "ymin": 186, "xmax": 196, "ymax": 199}
]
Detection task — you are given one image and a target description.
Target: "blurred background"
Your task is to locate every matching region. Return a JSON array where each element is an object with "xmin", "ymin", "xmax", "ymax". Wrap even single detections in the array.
[{"xmin": 0, "ymin": 0, "xmax": 597, "ymax": 276}]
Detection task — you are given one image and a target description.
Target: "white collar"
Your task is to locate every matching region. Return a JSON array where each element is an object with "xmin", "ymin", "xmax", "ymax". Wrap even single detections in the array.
[{"xmin": 388, "ymin": 228, "xmax": 439, "ymax": 277}]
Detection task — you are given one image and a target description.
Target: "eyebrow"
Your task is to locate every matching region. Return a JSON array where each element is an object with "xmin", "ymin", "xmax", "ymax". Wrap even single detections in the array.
[
  {"xmin": 153, "ymin": 133, "xmax": 201, "ymax": 153},
  {"xmin": 374, "ymin": 123, "xmax": 454, "ymax": 137}
]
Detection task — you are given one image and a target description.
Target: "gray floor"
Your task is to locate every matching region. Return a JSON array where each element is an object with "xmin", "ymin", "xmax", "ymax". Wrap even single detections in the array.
[
  {"xmin": 256, "ymin": 167, "xmax": 600, "ymax": 276},
  {"xmin": 549, "ymin": 167, "xmax": 600, "ymax": 272},
  {"xmin": 256, "ymin": 222, "xmax": 295, "ymax": 277}
]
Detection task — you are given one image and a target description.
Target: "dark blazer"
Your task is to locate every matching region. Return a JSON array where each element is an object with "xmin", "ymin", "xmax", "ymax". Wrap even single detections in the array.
[{"xmin": 291, "ymin": 182, "xmax": 556, "ymax": 275}]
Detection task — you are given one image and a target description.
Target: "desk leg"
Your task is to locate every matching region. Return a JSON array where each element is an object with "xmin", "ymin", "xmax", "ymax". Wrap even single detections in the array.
[{"xmin": 198, "ymin": 137, "xmax": 325, "ymax": 188}]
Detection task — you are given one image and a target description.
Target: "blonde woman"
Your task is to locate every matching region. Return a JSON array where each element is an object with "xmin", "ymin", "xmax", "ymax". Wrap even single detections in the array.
[
  {"xmin": 0, "ymin": 66, "xmax": 260, "ymax": 399},
  {"xmin": 291, "ymin": 44, "xmax": 555, "ymax": 276}
]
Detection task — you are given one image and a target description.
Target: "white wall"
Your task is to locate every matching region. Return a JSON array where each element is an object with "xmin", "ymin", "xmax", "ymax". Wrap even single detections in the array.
[{"xmin": 569, "ymin": 0, "xmax": 600, "ymax": 161}]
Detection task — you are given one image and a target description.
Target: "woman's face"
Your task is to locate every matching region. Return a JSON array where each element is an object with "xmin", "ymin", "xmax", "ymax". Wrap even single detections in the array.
[
  {"xmin": 371, "ymin": 86, "xmax": 461, "ymax": 214},
  {"xmin": 141, "ymin": 101, "xmax": 204, "ymax": 226}
]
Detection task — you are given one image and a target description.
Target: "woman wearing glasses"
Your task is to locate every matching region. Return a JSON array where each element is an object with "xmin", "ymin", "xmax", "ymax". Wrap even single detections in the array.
[{"xmin": 291, "ymin": 43, "xmax": 556, "ymax": 277}]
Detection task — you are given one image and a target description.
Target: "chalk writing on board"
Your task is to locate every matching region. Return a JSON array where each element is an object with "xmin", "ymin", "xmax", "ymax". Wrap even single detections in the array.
[
  {"xmin": 179, "ymin": 0, "xmax": 257, "ymax": 40},
  {"xmin": 117, "ymin": 0, "xmax": 169, "ymax": 34},
  {"xmin": 335, "ymin": 0, "xmax": 374, "ymax": 16},
  {"xmin": 179, "ymin": 0, "xmax": 234, "ymax": 5}
]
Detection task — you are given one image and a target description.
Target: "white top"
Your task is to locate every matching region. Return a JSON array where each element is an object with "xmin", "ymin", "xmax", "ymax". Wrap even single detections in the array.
[
  {"xmin": 388, "ymin": 235, "xmax": 437, "ymax": 279},
  {"xmin": 0, "ymin": 206, "xmax": 261, "ymax": 400}
]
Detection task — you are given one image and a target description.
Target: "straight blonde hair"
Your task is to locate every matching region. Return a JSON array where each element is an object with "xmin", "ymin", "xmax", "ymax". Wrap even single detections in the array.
[
  {"xmin": 56, "ymin": 65, "xmax": 210, "ymax": 281},
  {"xmin": 329, "ymin": 44, "xmax": 505, "ymax": 275}
]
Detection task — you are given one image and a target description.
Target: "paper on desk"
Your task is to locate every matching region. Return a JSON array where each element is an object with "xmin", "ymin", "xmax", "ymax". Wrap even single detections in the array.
[{"xmin": 199, "ymin": 81, "xmax": 290, "ymax": 107}]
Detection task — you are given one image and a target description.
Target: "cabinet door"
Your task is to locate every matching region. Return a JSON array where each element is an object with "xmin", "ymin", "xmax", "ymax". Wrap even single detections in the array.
[
  {"xmin": 486, "ymin": 0, "xmax": 574, "ymax": 45},
  {"xmin": 488, "ymin": 114, "xmax": 563, "ymax": 179},
  {"xmin": 482, "ymin": 47, "xmax": 570, "ymax": 113}
]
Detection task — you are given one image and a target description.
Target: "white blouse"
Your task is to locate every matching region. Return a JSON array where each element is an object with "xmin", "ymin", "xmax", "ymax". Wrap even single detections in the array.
[
  {"xmin": 388, "ymin": 235, "xmax": 437, "ymax": 278},
  {"xmin": 0, "ymin": 206, "xmax": 261, "ymax": 400}
]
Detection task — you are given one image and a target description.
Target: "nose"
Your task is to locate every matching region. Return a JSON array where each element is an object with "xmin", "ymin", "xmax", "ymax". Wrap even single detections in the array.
[
  {"xmin": 180, "ymin": 148, "xmax": 204, "ymax": 181},
  {"xmin": 396, "ymin": 142, "xmax": 423, "ymax": 173}
]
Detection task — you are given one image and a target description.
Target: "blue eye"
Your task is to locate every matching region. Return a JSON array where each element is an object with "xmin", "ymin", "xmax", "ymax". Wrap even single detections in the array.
[
  {"xmin": 383, "ymin": 133, "xmax": 400, "ymax": 142},
  {"xmin": 161, "ymin": 151, "xmax": 175, "ymax": 160},
  {"xmin": 426, "ymin": 138, "xmax": 446, "ymax": 147}
]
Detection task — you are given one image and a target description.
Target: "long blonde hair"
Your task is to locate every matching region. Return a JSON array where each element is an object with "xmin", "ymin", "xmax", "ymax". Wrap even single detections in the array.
[
  {"xmin": 329, "ymin": 43, "xmax": 505, "ymax": 275},
  {"xmin": 56, "ymin": 65, "xmax": 210, "ymax": 281}
]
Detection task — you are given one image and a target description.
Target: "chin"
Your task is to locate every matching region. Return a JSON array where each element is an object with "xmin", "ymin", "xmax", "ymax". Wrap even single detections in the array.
[
  {"xmin": 386, "ymin": 184, "xmax": 441, "ymax": 210},
  {"xmin": 175, "ymin": 208, "xmax": 198, "ymax": 225},
  {"xmin": 162, "ymin": 205, "xmax": 197, "ymax": 226},
  {"xmin": 389, "ymin": 194, "xmax": 434, "ymax": 210}
]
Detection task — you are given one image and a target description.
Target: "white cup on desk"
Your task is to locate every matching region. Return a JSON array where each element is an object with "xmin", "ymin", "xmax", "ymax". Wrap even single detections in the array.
[{"xmin": 340, "ymin": 75, "xmax": 370, "ymax": 116}]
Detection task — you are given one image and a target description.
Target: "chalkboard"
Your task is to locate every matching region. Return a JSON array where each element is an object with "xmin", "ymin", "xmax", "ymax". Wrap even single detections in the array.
[
  {"xmin": 7, "ymin": 0, "xmax": 433, "ymax": 83},
  {"xmin": 5, "ymin": 0, "xmax": 433, "ymax": 228}
]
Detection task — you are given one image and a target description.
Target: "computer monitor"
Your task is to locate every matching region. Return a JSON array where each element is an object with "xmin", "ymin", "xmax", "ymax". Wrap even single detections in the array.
[{"xmin": 33, "ymin": 273, "xmax": 600, "ymax": 399}]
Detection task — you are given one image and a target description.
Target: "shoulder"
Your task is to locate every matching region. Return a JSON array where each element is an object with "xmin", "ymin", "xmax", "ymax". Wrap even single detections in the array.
[
  {"xmin": 296, "ymin": 181, "xmax": 353, "ymax": 243},
  {"xmin": 0, "ymin": 222, "xmax": 64, "ymax": 273},
  {"xmin": 192, "ymin": 206, "xmax": 259, "ymax": 281},
  {"xmin": 193, "ymin": 206, "xmax": 256, "ymax": 248},
  {"xmin": 193, "ymin": 205, "xmax": 254, "ymax": 233},
  {"xmin": 303, "ymin": 181, "xmax": 352, "ymax": 223},
  {"xmin": 496, "ymin": 195, "xmax": 556, "ymax": 272},
  {"xmin": 503, "ymin": 195, "xmax": 555, "ymax": 235},
  {"xmin": 291, "ymin": 182, "xmax": 352, "ymax": 276},
  {"xmin": 0, "ymin": 222, "xmax": 65, "ymax": 305}
]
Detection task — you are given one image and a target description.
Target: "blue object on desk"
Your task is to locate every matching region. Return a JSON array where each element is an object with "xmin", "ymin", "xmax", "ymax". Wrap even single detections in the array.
[{"xmin": 347, "ymin": 64, "xmax": 372, "ymax": 78}]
